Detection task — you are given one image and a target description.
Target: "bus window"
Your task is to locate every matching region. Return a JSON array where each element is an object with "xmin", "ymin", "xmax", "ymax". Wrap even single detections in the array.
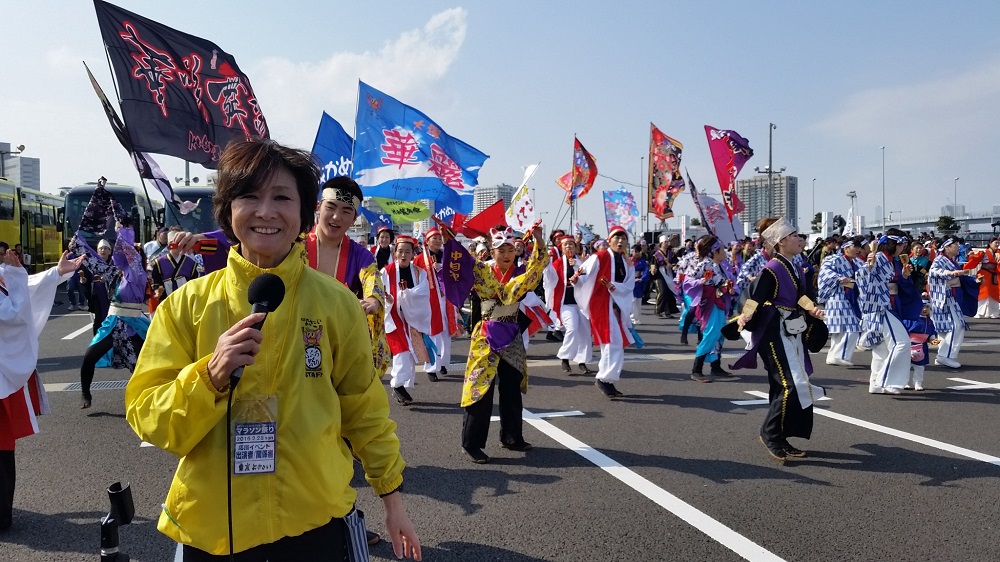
[{"xmin": 0, "ymin": 196, "xmax": 13, "ymax": 220}]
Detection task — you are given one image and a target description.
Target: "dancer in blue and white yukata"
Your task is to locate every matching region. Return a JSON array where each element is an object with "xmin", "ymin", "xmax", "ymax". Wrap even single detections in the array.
[
  {"xmin": 857, "ymin": 230, "xmax": 920, "ymax": 395},
  {"xmin": 818, "ymin": 236, "xmax": 863, "ymax": 366},
  {"xmin": 927, "ymin": 236, "xmax": 973, "ymax": 369}
]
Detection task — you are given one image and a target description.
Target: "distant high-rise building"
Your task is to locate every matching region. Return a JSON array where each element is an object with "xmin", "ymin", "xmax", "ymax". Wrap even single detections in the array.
[
  {"xmin": 735, "ymin": 175, "xmax": 799, "ymax": 230},
  {"xmin": 3, "ymin": 156, "xmax": 41, "ymax": 190},
  {"xmin": 940, "ymin": 204, "xmax": 966, "ymax": 217},
  {"xmin": 473, "ymin": 184, "xmax": 516, "ymax": 217},
  {"xmin": 1, "ymin": 142, "xmax": 40, "ymax": 189}
]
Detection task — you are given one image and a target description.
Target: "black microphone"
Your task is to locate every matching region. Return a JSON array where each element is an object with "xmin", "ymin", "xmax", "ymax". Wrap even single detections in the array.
[{"xmin": 230, "ymin": 273, "xmax": 285, "ymax": 389}]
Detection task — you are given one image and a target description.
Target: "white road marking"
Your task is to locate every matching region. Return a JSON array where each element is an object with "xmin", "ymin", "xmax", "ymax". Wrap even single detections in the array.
[
  {"xmin": 491, "ymin": 410, "xmax": 584, "ymax": 422},
  {"xmin": 62, "ymin": 323, "xmax": 92, "ymax": 340},
  {"xmin": 742, "ymin": 390, "xmax": 1000, "ymax": 466},
  {"xmin": 521, "ymin": 407, "xmax": 786, "ymax": 562},
  {"xmin": 731, "ymin": 394, "xmax": 831, "ymax": 406},
  {"xmin": 947, "ymin": 377, "xmax": 1000, "ymax": 391},
  {"xmin": 42, "ymin": 382, "xmax": 72, "ymax": 392},
  {"xmin": 955, "ymin": 338, "xmax": 1000, "ymax": 348},
  {"xmin": 140, "ymin": 441, "xmax": 155, "ymax": 448}
]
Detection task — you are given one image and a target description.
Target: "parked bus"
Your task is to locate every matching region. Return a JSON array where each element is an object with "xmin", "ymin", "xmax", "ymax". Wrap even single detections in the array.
[
  {"xmin": 0, "ymin": 177, "xmax": 65, "ymax": 272},
  {"xmin": 63, "ymin": 182, "xmax": 161, "ymax": 251},
  {"xmin": 161, "ymin": 185, "xmax": 218, "ymax": 234}
]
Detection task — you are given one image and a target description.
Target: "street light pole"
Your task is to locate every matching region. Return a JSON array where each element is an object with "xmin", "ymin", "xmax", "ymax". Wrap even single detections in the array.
[
  {"xmin": 811, "ymin": 178, "xmax": 816, "ymax": 224},
  {"xmin": 954, "ymin": 177, "xmax": 960, "ymax": 216},
  {"xmin": 880, "ymin": 146, "xmax": 885, "ymax": 229},
  {"xmin": 767, "ymin": 123, "xmax": 776, "ymax": 217}
]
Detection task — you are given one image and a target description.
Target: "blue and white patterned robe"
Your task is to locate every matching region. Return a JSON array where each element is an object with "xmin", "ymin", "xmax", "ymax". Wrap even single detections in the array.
[
  {"xmin": 736, "ymin": 250, "xmax": 768, "ymax": 294},
  {"xmin": 857, "ymin": 251, "xmax": 895, "ymax": 347},
  {"xmin": 928, "ymin": 254, "xmax": 967, "ymax": 333},
  {"xmin": 818, "ymin": 254, "xmax": 861, "ymax": 333}
]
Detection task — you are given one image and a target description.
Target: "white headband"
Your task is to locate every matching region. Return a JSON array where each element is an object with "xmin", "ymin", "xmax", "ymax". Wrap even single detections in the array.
[{"xmin": 321, "ymin": 187, "xmax": 362, "ymax": 209}]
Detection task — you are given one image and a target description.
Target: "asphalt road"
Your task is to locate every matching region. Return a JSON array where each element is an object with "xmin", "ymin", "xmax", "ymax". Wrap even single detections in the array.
[{"xmin": 2, "ymin": 295, "xmax": 999, "ymax": 561}]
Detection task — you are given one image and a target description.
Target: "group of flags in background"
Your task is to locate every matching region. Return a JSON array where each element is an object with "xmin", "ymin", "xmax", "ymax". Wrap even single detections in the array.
[{"xmin": 88, "ymin": 0, "xmax": 757, "ymax": 242}]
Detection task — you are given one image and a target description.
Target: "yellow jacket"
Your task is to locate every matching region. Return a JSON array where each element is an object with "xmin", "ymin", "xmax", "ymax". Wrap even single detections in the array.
[{"xmin": 126, "ymin": 243, "xmax": 404, "ymax": 554}]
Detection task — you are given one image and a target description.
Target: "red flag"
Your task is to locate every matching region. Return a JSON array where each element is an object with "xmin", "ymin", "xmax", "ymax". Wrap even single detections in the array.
[
  {"xmin": 569, "ymin": 138, "xmax": 597, "ymax": 202},
  {"xmin": 648, "ymin": 123, "xmax": 686, "ymax": 220},
  {"xmin": 555, "ymin": 171, "xmax": 572, "ymax": 199},
  {"xmin": 460, "ymin": 199, "xmax": 506, "ymax": 239},
  {"xmin": 704, "ymin": 125, "xmax": 753, "ymax": 220}
]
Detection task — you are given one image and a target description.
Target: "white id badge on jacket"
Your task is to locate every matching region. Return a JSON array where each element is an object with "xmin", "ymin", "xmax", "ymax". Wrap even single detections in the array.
[{"xmin": 232, "ymin": 395, "xmax": 278, "ymax": 475}]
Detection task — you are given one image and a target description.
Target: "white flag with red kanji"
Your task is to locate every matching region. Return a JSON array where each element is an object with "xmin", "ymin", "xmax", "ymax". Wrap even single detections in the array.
[{"xmin": 505, "ymin": 183, "xmax": 536, "ymax": 231}]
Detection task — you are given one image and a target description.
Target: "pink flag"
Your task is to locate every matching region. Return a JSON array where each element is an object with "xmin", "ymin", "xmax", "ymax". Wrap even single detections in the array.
[{"xmin": 704, "ymin": 125, "xmax": 753, "ymax": 220}]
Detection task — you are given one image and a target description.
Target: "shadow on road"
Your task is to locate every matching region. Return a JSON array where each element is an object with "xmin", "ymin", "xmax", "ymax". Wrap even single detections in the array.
[
  {"xmin": 789, "ymin": 443, "xmax": 1000, "ymax": 486},
  {"xmin": 371, "ymin": 540, "xmax": 550, "ymax": 562},
  {"xmin": 2, "ymin": 509, "xmax": 160, "ymax": 558},
  {"xmin": 400, "ymin": 464, "xmax": 561, "ymax": 515}
]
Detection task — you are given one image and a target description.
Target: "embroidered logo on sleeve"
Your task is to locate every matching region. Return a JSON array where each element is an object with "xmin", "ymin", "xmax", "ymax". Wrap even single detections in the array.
[{"xmin": 301, "ymin": 318, "xmax": 324, "ymax": 377}]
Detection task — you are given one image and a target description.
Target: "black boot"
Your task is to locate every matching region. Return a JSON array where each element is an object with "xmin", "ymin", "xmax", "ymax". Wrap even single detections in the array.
[
  {"xmin": 690, "ymin": 355, "xmax": 711, "ymax": 383},
  {"xmin": 710, "ymin": 360, "xmax": 730, "ymax": 376},
  {"xmin": 561, "ymin": 359, "xmax": 572, "ymax": 373},
  {"xmin": 0, "ymin": 450, "xmax": 14, "ymax": 532}
]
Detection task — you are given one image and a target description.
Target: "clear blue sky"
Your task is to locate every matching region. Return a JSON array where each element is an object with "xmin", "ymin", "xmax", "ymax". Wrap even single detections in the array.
[{"xmin": 3, "ymin": 0, "xmax": 999, "ymax": 233}]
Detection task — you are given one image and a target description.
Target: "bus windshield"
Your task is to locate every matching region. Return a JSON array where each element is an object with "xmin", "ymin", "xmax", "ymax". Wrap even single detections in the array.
[{"xmin": 165, "ymin": 196, "xmax": 219, "ymax": 233}]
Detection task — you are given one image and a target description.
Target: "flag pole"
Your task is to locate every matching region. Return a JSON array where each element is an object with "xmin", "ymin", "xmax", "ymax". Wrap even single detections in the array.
[
  {"xmin": 572, "ymin": 135, "xmax": 579, "ymax": 238},
  {"xmin": 100, "ymin": 49, "xmax": 169, "ymax": 229}
]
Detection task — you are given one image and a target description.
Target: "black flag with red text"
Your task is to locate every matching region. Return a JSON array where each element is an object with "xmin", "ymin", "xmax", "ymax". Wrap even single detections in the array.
[{"xmin": 93, "ymin": 0, "xmax": 269, "ymax": 169}]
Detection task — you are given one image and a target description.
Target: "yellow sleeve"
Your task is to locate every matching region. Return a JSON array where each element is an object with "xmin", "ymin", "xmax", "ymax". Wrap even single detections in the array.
[
  {"xmin": 471, "ymin": 260, "xmax": 503, "ymax": 300},
  {"xmin": 125, "ymin": 295, "xmax": 228, "ymax": 458},
  {"xmin": 503, "ymin": 241, "xmax": 548, "ymax": 302},
  {"xmin": 329, "ymin": 301, "xmax": 405, "ymax": 496}
]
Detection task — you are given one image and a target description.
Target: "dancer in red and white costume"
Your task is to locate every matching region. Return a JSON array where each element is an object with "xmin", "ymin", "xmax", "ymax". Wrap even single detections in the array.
[
  {"xmin": 544, "ymin": 235, "xmax": 594, "ymax": 375},
  {"xmin": 575, "ymin": 226, "xmax": 635, "ymax": 399},
  {"xmin": 412, "ymin": 228, "xmax": 457, "ymax": 381},
  {"xmin": 381, "ymin": 235, "xmax": 433, "ymax": 406},
  {"xmin": 0, "ymin": 246, "xmax": 84, "ymax": 530}
]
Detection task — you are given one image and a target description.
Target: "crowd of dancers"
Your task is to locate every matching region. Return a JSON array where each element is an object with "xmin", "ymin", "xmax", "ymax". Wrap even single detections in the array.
[{"xmin": 3, "ymin": 166, "xmax": 999, "ymax": 535}]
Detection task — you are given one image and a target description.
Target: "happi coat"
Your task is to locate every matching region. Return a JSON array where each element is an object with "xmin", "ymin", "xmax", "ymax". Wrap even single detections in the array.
[
  {"xmin": 575, "ymin": 249, "xmax": 636, "ymax": 347},
  {"xmin": 452, "ymin": 242, "xmax": 547, "ymax": 408},
  {"xmin": 927, "ymin": 254, "xmax": 968, "ymax": 333},
  {"xmin": 817, "ymin": 253, "xmax": 861, "ymax": 333}
]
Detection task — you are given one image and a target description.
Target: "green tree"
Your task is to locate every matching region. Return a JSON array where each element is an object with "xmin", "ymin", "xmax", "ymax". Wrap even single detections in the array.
[
  {"xmin": 810, "ymin": 212, "xmax": 822, "ymax": 233},
  {"xmin": 936, "ymin": 215, "xmax": 960, "ymax": 234},
  {"xmin": 690, "ymin": 218, "xmax": 702, "ymax": 226}
]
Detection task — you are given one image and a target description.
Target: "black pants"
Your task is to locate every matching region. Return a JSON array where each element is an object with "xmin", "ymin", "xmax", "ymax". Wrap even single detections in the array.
[
  {"xmin": 462, "ymin": 359, "xmax": 524, "ymax": 449},
  {"xmin": 80, "ymin": 333, "xmax": 144, "ymax": 399},
  {"xmin": 654, "ymin": 277, "xmax": 679, "ymax": 315},
  {"xmin": 0, "ymin": 450, "xmax": 14, "ymax": 530},
  {"xmin": 681, "ymin": 306, "xmax": 702, "ymax": 340},
  {"xmin": 182, "ymin": 516, "xmax": 348, "ymax": 561}
]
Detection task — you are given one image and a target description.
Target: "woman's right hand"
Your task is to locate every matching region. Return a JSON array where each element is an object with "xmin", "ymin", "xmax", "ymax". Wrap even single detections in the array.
[{"xmin": 207, "ymin": 312, "xmax": 265, "ymax": 392}]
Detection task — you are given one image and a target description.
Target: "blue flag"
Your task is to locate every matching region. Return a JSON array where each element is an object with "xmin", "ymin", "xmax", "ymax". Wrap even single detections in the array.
[
  {"xmin": 352, "ymin": 82, "xmax": 488, "ymax": 215},
  {"xmin": 358, "ymin": 207, "xmax": 394, "ymax": 237},
  {"xmin": 312, "ymin": 112, "xmax": 355, "ymax": 187}
]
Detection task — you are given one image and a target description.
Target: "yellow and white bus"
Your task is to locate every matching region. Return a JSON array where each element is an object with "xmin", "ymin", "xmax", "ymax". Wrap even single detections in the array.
[{"xmin": 0, "ymin": 177, "xmax": 65, "ymax": 272}]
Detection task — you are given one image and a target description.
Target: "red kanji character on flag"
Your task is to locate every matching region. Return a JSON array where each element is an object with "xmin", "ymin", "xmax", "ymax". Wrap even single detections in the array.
[
  {"xmin": 380, "ymin": 129, "xmax": 419, "ymax": 168},
  {"xmin": 428, "ymin": 144, "xmax": 465, "ymax": 190}
]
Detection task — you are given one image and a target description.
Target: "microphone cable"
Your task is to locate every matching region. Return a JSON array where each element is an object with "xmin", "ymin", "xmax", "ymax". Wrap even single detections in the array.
[{"xmin": 227, "ymin": 382, "xmax": 237, "ymax": 561}]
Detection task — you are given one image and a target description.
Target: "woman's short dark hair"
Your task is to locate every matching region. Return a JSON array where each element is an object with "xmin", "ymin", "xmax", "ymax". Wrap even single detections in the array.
[
  {"xmin": 696, "ymin": 235, "xmax": 719, "ymax": 258},
  {"xmin": 213, "ymin": 138, "xmax": 320, "ymax": 242}
]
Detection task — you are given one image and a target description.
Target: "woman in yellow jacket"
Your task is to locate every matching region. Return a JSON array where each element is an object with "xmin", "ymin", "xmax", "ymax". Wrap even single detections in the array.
[{"xmin": 126, "ymin": 139, "xmax": 421, "ymax": 561}]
